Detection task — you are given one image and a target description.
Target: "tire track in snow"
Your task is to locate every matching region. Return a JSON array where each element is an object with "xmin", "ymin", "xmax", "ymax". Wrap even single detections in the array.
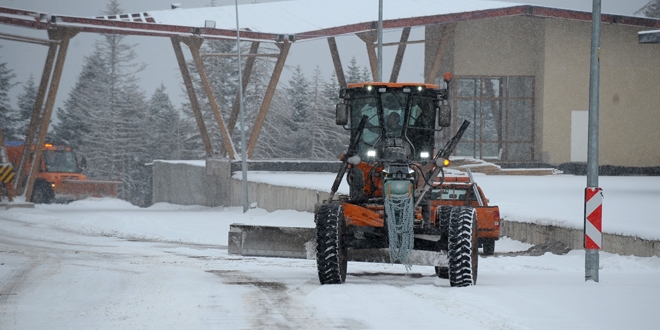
[
  {"xmin": 208, "ymin": 270, "xmax": 336, "ymax": 330},
  {"xmin": 0, "ymin": 260, "xmax": 37, "ymax": 307}
]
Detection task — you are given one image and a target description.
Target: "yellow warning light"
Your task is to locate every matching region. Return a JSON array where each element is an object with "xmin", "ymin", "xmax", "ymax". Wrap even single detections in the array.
[
  {"xmin": 443, "ymin": 158, "xmax": 450, "ymax": 167},
  {"xmin": 45, "ymin": 143, "xmax": 53, "ymax": 147}
]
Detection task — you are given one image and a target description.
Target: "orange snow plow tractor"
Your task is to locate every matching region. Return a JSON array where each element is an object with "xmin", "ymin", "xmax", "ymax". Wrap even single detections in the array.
[
  {"xmin": 229, "ymin": 76, "xmax": 482, "ymax": 287},
  {"xmin": 5, "ymin": 142, "xmax": 121, "ymax": 203}
]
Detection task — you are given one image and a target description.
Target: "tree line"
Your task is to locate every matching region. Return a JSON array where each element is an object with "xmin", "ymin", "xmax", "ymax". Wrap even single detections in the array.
[{"xmin": 0, "ymin": 0, "xmax": 371, "ymax": 206}]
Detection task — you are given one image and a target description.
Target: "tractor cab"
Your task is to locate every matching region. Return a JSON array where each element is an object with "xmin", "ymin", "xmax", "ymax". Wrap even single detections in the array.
[
  {"xmin": 337, "ymin": 82, "xmax": 451, "ymax": 163},
  {"xmin": 336, "ymin": 81, "xmax": 452, "ymax": 202}
]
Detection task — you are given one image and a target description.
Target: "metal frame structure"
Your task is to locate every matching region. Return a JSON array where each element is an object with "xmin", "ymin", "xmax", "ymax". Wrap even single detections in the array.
[{"xmin": 1, "ymin": 5, "xmax": 659, "ymax": 201}]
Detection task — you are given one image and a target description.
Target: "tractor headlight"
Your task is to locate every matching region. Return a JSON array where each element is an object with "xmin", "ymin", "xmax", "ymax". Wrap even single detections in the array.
[
  {"xmin": 367, "ymin": 150, "xmax": 377, "ymax": 157},
  {"xmin": 420, "ymin": 151, "xmax": 430, "ymax": 159}
]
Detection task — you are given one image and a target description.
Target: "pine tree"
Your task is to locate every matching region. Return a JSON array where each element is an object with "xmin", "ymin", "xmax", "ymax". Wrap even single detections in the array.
[
  {"xmin": 637, "ymin": 0, "xmax": 660, "ymax": 17},
  {"xmin": 52, "ymin": 50, "xmax": 109, "ymax": 148},
  {"xmin": 346, "ymin": 56, "xmax": 362, "ymax": 84},
  {"xmin": 0, "ymin": 56, "xmax": 17, "ymax": 141},
  {"xmin": 15, "ymin": 76, "xmax": 38, "ymax": 141},
  {"xmin": 147, "ymin": 83, "xmax": 181, "ymax": 160},
  {"xmin": 54, "ymin": 0, "xmax": 150, "ymax": 205},
  {"xmin": 286, "ymin": 65, "xmax": 310, "ymax": 123}
]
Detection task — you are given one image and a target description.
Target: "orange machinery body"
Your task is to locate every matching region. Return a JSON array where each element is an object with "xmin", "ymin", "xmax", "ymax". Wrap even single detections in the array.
[
  {"xmin": 341, "ymin": 165, "xmax": 500, "ymax": 241},
  {"xmin": 5, "ymin": 144, "xmax": 119, "ymax": 200}
]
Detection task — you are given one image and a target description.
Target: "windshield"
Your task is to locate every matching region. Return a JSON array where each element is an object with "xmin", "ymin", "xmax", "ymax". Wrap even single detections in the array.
[
  {"xmin": 348, "ymin": 88, "xmax": 437, "ymax": 161},
  {"xmin": 43, "ymin": 150, "xmax": 78, "ymax": 173}
]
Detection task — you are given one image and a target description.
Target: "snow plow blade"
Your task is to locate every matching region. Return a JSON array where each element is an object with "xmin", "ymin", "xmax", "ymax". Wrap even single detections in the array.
[
  {"xmin": 228, "ymin": 224, "xmax": 448, "ymax": 266},
  {"xmin": 59, "ymin": 179, "xmax": 122, "ymax": 200}
]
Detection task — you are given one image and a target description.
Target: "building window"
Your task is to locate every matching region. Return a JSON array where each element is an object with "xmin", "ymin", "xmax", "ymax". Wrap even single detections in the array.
[{"xmin": 453, "ymin": 76, "xmax": 534, "ymax": 162}]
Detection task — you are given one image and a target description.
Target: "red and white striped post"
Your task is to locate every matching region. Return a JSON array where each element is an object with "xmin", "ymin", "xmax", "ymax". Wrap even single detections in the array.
[
  {"xmin": 584, "ymin": 188, "xmax": 603, "ymax": 249},
  {"xmin": 584, "ymin": 187, "xmax": 603, "ymax": 281}
]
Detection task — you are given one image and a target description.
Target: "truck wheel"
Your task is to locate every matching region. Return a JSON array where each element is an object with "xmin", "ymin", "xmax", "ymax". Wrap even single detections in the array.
[
  {"xmin": 315, "ymin": 203, "xmax": 348, "ymax": 284},
  {"xmin": 435, "ymin": 266, "xmax": 449, "ymax": 279},
  {"xmin": 483, "ymin": 239, "xmax": 495, "ymax": 256},
  {"xmin": 434, "ymin": 206, "xmax": 453, "ymax": 278},
  {"xmin": 31, "ymin": 180, "xmax": 53, "ymax": 204},
  {"xmin": 448, "ymin": 207, "xmax": 478, "ymax": 287}
]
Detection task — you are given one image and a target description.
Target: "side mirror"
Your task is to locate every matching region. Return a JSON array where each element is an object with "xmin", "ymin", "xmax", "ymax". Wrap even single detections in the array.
[
  {"xmin": 438, "ymin": 105, "xmax": 451, "ymax": 128},
  {"xmin": 79, "ymin": 156, "xmax": 87, "ymax": 172},
  {"xmin": 336, "ymin": 103, "xmax": 349, "ymax": 125}
]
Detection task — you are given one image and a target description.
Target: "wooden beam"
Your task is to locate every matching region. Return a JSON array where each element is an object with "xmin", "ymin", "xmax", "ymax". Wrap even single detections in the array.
[
  {"xmin": 382, "ymin": 39, "xmax": 425, "ymax": 47},
  {"xmin": 24, "ymin": 28, "xmax": 77, "ymax": 202},
  {"xmin": 327, "ymin": 37, "xmax": 346, "ymax": 88},
  {"xmin": 14, "ymin": 41, "xmax": 57, "ymax": 194},
  {"xmin": 171, "ymin": 36, "xmax": 214, "ymax": 158},
  {"xmin": 425, "ymin": 24, "xmax": 455, "ymax": 84},
  {"xmin": 228, "ymin": 41, "xmax": 260, "ymax": 137},
  {"xmin": 390, "ymin": 27, "xmax": 410, "ymax": 83},
  {"xmin": 356, "ymin": 31, "xmax": 378, "ymax": 81},
  {"xmin": 246, "ymin": 41, "xmax": 291, "ymax": 158},
  {"xmin": 201, "ymin": 52, "xmax": 275, "ymax": 57},
  {"xmin": 222, "ymin": 42, "xmax": 259, "ymax": 157},
  {"xmin": 182, "ymin": 36, "xmax": 237, "ymax": 159}
]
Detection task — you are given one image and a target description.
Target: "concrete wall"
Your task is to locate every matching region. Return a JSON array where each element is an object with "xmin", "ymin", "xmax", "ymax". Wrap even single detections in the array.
[
  {"xmin": 153, "ymin": 160, "xmax": 659, "ymax": 257},
  {"xmin": 501, "ymin": 221, "xmax": 660, "ymax": 257}
]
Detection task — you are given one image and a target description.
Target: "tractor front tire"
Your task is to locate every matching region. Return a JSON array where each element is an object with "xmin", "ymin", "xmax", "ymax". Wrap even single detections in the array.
[
  {"xmin": 31, "ymin": 180, "xmax": 53, "ymax": 204},
  {"xmin": 448, "ymin": 206, "xmax": 478, "ymax": 287},
  {"xmin": 315, "ymin": 203, "xmax": 348, "ymax": 284}
]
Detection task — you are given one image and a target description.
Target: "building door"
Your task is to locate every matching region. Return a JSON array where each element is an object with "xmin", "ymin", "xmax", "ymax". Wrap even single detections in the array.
[
  {"xmin": 571, "ymin": 110, "xmax": 588, "ymax": 162},
  {"xmin": 454, "ymin": 76, "xmax": 534, "ymax": 162}
]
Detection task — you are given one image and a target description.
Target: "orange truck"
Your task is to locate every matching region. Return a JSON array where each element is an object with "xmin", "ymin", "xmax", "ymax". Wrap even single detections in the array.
[
  {"xmin": 430, "ymin": 170, "xmax": 501, "ymax": 255},
  {"xmin": 5, "ymin": 141, "xmax": 120, "ymax": 203}
]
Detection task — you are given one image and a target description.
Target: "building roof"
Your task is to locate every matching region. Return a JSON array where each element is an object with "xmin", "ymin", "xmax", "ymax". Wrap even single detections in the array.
[{"xmin": 1, "ymin": 0, "xmax": 659, "ymax": 42}]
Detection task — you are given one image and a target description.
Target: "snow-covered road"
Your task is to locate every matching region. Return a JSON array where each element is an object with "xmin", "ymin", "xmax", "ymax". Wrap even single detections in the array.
[{"xmin": 1, "ymin": 201, "xmax": 659, "ymax": 329}]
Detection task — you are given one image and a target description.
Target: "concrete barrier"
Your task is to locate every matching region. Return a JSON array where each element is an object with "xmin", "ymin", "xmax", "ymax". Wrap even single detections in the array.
[
  {"xmin": 152, "ymin": 159, "xmax": 660, "ymax": 257},
  {"xmin": 501, "ymin": 221, "xmax": 660, "ymax": 257}
]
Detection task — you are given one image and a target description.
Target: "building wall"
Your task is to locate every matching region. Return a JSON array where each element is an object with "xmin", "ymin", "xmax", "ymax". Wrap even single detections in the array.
[
  {"xmin": 543, "ymin": 19, "xmax": 660, "ymax": 167},
  {"xmin": 450, "ymin": 16, "xmax": 660, "ymax": 167},
  {"xmin": 452, "ymin": 16, "xmax": 546, "ymax": 161}
]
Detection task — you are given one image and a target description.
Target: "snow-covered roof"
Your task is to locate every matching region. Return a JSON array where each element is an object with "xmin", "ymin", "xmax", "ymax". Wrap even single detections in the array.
[
  {"xmin": 2, "ymin": 0, "xmax": 660, "ymax": 42},
  {"xmin": 144, "ymin": 0, "xmax": 518, "ymax": 36}
]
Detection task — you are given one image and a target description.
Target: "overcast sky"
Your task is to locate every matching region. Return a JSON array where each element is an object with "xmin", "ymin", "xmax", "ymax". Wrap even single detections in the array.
[{"xmin": 0, "ymin": 0, "xmax": 654, "ymax": 124}]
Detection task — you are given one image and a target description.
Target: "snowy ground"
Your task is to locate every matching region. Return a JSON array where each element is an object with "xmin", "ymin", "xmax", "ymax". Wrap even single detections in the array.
[{"xmin": 1, "ymin": 197, "xmax": 659, "ymax": 329}]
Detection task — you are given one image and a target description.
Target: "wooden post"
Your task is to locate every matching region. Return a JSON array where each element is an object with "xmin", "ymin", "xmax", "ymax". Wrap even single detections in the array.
[
  {"xmin": 357, "ymin": 31, "xmax": 379, "ymax": 82},
  {"xmin": 14, "ymin": 40, "xmax": 58, "ymax": 194},
  {"xmin": 390, "ymin": 27, "xmax": 410, "ymax": 83},
  {"xmin": 425, "ymin": 24, "xmax": 455, "ymax": 85},
  {"xmin": 24, "ymin": 28, "xmax": 77, "ymax": 202},
  {"xmin": 327, "ymin": 37, "xmax": 347, "ymax": 88},
  {"xmin": 171, "ymin": 36, "xmax": 214, "ymax": 158},
  {"xmin": 182, "ymin": 36, "xmax": 237, "ymax": 159},
  {"xmin": 246, "ymin": 41, "xmax": 291, "ymax": 158},
  {"xmin": 228, "ymin": 41, "xmax": 260, "ymax": 136}
]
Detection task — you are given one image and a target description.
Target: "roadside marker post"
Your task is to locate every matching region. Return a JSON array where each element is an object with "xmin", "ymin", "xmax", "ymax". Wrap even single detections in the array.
[{"xmin": 584, "ymin": 187, "xmax": 603, "ymax": 282}]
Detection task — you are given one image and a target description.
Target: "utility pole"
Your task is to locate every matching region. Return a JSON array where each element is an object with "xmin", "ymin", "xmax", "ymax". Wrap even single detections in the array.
[
  {"xmin": 235, "ymin": 0, "xmax": 249, "ymax": 213},
  {"xmin": 585, "ymin": 0, "xmax": 602, "ymax": 282}
]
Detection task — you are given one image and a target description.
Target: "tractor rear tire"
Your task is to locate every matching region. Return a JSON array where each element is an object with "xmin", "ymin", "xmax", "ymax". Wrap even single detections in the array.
[
  {"xmin": 315, "ymin": 203, "xmax": 348, "ymax": 284},
  {"xmin": 448, "ymin": 207, "xmax": 478, "ymax": 287}
]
